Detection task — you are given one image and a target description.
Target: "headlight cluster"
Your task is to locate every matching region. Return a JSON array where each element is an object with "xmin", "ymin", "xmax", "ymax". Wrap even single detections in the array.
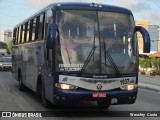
[
  {"xmin": 55, "ymin": 83, "xmax": 78, "ymax": 90},
  {"xmin": 120, "ymin": 84, "xmax": 138, "ymax": 91}
]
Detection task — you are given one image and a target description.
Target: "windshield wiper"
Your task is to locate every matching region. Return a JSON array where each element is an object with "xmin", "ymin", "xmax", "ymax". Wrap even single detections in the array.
[
  {"xmin": 80, "ymin": 34, "xmax": 96, "ymax": 74},
  {"xmin": 65, "ymin": 47, "xmax": 71, "ymax": 65},
  {"xmin": 103, "ymin": 38, "xmax": 121, "ymax": 77}
]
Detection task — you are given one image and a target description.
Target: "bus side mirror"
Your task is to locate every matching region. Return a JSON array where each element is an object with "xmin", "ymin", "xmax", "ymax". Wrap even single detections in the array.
[
  {"xmin": 135, "ymin": 26, "xmax": 150, "ymax": 53},
  {"xmin": 46, "ymin": 23, "xmax": 57, "ymax": 49}
]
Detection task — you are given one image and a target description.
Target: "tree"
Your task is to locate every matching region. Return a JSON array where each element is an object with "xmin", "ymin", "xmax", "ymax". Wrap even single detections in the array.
[
  {"xmin": 150, "ymin": 57, "xmax": 157, "ymax": 68},
  {"xmin": 139, "ymin": 57, "xmax": 151, "ymax": 72},
  {"xmin": 7, "ymin": 40, "xmax": 13, "ymax": 54},
  {"xmin": 156, "ymin": 58, "xmax": 160, "ymax": 74}
]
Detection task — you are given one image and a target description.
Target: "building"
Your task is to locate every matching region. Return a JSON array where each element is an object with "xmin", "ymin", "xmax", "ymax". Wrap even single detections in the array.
[
  {"xmin": 0, "ymin": 29, "xmax": 12, "ymax": 44},
  {"xmin": 148, "ymin": 25, "xmax": 159, "ymax": 52},
  {"xmin": 135, "ymin": 20, "xmax": 159, "ymax": 55},
  {"xmin": 135, "ymin": 20, "xmax": 149, "ymax": 54},
  {"xmin": 158, "ymin": 27, "xmax": 160, "ymax": 52},
  {"xmin": 0, "ymin": 29, "xmax": 12, "ymax": 55}
]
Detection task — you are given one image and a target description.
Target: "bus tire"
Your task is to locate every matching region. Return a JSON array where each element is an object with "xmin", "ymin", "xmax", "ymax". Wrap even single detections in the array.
[
  {"xmin": 40, "ymin": 81, "xmax": 51, "ymax": 108},
  {"xmin": 97, "ymin": 99, "xmax": 110, "ymax": 108},
  {"xmin": 18, "ymin": 72, "xmax": 25, "ymax": 91}
]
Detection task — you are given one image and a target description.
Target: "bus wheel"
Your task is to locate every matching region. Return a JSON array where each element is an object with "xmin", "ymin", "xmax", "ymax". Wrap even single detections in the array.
[
  {"xmin": 18, "ymin": 73, "xmax": 25, "ymax": 91},
  {"xmin": 41, "ymin": 82, "xmax": 51, "ymax": 108},
  {"xmin": 97, "ymin": 99, "xmax": 110, "ymax": 108}
]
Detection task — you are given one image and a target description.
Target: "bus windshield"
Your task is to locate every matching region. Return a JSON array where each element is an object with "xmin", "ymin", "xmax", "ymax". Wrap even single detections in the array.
[{"xmin": 56, "ymin": 10, "xmax": 138, "ymax": 74}]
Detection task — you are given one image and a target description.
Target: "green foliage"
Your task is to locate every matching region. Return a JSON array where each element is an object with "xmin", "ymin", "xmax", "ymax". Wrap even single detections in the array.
[
  {"xmin": 7, "ymin": 40, "xmax": 13, "ymax": 54},
  {"xmin": 139, "ymin": 57, "xmax": 151, "ymax": 69},
  {"xmin": 150, "ymin": 57, "xmax": 157, "ymax": 68},
  {"xmin": 139, "ymin": 56, "xmax": 160, "ymax": 72},
  {"xmin": 157, "ymin": 58, "xmax": 160, "ymax": 69},
  {"xmin": 0, "ymin": 41, "xmax": 7, "ymax": 49}
]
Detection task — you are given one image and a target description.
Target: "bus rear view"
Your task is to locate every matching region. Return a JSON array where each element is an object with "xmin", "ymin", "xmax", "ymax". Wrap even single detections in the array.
[{"xmin": 12, "ymin": 2, "xmax": 150, "ymax": 108}]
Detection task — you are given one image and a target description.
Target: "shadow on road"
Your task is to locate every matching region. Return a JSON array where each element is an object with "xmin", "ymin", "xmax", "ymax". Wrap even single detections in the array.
[{"xmin": 17, "ymin": 87, "xmax": 130, "ymax": 117}]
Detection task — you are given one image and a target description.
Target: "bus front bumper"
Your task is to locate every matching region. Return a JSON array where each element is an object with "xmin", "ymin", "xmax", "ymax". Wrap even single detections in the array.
[{"xmin": 53, "ymin": 88, "xmax": 138, "ymax": 105}]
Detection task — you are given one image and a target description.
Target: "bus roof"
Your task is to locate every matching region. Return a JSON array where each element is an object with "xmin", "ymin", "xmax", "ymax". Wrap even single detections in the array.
[
  {"xmin": 14, "ymin": 2, "xmax": 133, "ymax": 27},
  {"xmin": 50, "ymin": 2, "xmax": 132, "ymax": 14}
]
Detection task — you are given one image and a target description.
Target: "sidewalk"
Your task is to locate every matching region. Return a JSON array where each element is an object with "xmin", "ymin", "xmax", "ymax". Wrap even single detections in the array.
[{"xmin": 138, "ymin": 74, "xmax": 160, "ymax": 92}]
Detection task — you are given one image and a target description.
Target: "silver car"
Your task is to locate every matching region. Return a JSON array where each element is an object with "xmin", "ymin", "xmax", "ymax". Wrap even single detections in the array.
[{"xmin": 0, "ymin": 57, "xmax": 12, "ymax": 71}]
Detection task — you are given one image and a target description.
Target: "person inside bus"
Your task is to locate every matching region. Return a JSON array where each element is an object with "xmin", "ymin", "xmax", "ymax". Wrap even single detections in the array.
[
  {"xmin": 102, "ymin": 24, "xmax": 124, "ymax": 53},
  {"xmin": 102, "ymin": 24, "xmax": 115, "ymax": 52}
]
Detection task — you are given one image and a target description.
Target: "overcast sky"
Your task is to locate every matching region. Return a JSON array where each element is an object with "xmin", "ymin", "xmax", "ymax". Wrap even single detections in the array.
[{"xmin": 0, "ymin": 0, "xmax": 160, "ymax": 31}]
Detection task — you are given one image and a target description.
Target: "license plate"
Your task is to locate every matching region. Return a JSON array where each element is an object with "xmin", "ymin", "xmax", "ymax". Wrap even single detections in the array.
[{"xmin": 92, "ymin": 92, "xmax": 106, "ymax": 98}]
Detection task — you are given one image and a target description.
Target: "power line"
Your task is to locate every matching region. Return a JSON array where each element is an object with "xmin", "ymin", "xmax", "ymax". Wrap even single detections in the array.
[
  {"xmin": 147, "ymin": 0, "xmax": 160, "ymax": 8},
  {"xmin": 0, "ymin": 11, "xmax": 23, "ymax": 19},
  {"xmin": 0, "ymin": 24, "xmax": 14, "ymax": 27}
]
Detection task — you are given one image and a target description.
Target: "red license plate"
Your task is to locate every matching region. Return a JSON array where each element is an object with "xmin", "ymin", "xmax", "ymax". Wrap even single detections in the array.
[{"xmin": 92, "ymin": 92, "xmax": 106, "ymax": 98}]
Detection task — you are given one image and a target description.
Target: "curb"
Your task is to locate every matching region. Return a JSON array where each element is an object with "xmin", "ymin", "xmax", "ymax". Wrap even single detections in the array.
[{"xmin": 138, "ymin": 82, "xmax": 160, "ymax": 92}]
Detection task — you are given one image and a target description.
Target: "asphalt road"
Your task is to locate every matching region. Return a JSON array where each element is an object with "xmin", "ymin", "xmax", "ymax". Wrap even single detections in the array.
[{"xmin": 0, "ymin": 72, "xmax": 160, "ymax": 120}]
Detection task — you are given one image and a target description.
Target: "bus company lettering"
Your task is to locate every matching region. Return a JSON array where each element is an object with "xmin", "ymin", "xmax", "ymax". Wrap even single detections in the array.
[
  {"xmin": 59, "ymin": 64, "xmax": 84, "ymax": 68},
  {"xmin": 59, "ymin": 64, "xmax": 84, "ymax": 71}
]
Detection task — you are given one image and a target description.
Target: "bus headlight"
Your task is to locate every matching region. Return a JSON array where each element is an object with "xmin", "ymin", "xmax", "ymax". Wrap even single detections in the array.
[
  {"xmin": 120, "ymin": 84, "xmax": 138, "ymax": 91},
  {"xmin": 55, "ymin": 83, "xmax": 78, "ymax": 90}
]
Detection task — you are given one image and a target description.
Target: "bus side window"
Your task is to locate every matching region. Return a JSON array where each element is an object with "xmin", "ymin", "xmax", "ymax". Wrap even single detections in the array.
[
  {"xmin": 31, "ymin": 18, "xmax": 37, "ymax": 41},
  {"xmin": 21, "ymin": 24, "xmax": 25, "ymax": 43},
  {"xmin": 24, "ymin": 22, "xmax": 28, "ymax": 43},
  {"xmin": 19, "ymin": 25, "xmax": 23, "ymax": 44},
  {"xmin": 35, "ymin": 16, "xmax": 39, "ymax": 40},
  {"xmin": 38, "ymin": 13, "xmax": 45, "ymax": 40},
  {"xmin": 16, "ymin": 27, "xmax": 18, "ymax": 44},
  {"xmin": 26, "ymin": 21, "xmax": 30, "ymax": 42},
  {"xmin": 29, "ymin": 19, "xmax": 33, "ymax": 42},
  {"xmin": 13, "ymin": 28, "xmax": 17, "ymax": 45},
  {"xmin": 17, "ymin": 27, "xmax": 20, "ymax": 44}
]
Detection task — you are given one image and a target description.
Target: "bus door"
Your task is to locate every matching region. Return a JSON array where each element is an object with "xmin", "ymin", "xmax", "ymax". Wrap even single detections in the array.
[{"xmin": 44, "ymin": 9, "xmax": 54, "ymax": 102}]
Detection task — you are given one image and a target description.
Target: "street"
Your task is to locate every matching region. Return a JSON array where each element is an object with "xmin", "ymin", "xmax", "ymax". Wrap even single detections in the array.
[{"xmin": 0, "ymin": 72, "xmax": 160, "ymax": 120}]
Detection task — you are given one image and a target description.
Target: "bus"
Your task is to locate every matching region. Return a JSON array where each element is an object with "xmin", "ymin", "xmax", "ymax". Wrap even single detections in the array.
[{"xmin": 12, "ymin": 2, "xmax": 150, "ymax": 108}]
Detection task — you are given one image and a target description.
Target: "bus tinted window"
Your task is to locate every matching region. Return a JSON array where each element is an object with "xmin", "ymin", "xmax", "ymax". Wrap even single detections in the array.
[
  {"xmin": 18, "ymin": 27, "xmax": 21, "ymax": 44},
  {"xmin": 21, "ymin": 24, "xmax": 25, "ymax": 43},
  {"xmin": 39, "ymin": 13, "xmax": 45, "ymax": 40},
  {"xmin": 36, "ymin": 16, "xmax": 40, "ymax": 40},
  {"xmin": 15, "ymin": 27, "xmax": 19, "ymax": 44},
  {"xmin": 26, "ymin": 21, "xmax": 30, "ymax": 42},
  {"xmin": 19, "ymin": 25, "xmax": 23, "ymax": 43},
  {"xmin": 13, "ymin": 28, "xmax": 17, "ymax": 45},
  {"xmin": 24, "ymin": 23, "xmax": 28, "ymax": 43},
  {"xmin": 29, "ymin": 20, "xmax": 33, "ymax": 42},
  {"xmin": 32, "ymin": 18, "xmax": 37, "ymax": 41}
]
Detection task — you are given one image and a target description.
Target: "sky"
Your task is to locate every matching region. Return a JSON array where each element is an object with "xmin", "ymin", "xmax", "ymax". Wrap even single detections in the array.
[{"xmin": 0, "ymin": 0, "xmax": 160, "ymax": 33}]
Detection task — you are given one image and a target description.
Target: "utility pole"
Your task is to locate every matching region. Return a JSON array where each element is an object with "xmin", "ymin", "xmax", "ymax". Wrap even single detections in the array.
[{"xmin": 158, "ymin": 26, "xmax": 160, "ymax": 52}]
